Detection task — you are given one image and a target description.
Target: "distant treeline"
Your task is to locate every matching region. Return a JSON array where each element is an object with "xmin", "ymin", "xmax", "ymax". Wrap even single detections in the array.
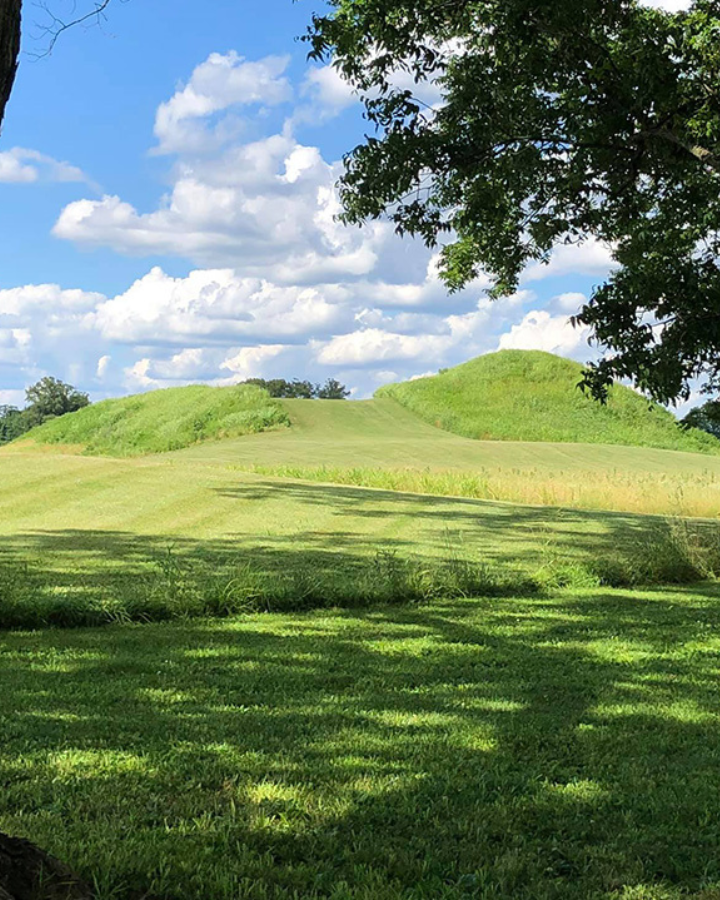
[
  {"xmin": 243, "ymin": 378, "xmax": 350, "ymax": 400},
  {"xmin": 0, "ymin": 377, "xmax": 90, "ymax": 443}
]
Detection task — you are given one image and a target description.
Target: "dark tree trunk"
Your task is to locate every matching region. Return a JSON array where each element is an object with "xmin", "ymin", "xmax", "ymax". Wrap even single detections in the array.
[
  {"xmin": 0, "ymin": 832, "xmax": 92, "ymax": 900},
  {"xmin": 0, "ymin": 0, "xmax": 21, "ymax": 132}
]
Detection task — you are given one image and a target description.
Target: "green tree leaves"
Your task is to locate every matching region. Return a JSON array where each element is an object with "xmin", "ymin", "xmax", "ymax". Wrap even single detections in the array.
[
  {"xmin": 0, "ymin": 377, "xmax": 90, "ymax": 443},
  {"xmin": 306, "ymin": 0, "xmax": 720, "ymax": 402}
]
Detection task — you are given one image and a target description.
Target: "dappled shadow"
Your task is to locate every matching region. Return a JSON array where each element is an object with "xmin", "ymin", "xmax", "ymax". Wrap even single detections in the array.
[{"xmin": 2, "ymin": 587, "xmax": 720, "ymax": 898}]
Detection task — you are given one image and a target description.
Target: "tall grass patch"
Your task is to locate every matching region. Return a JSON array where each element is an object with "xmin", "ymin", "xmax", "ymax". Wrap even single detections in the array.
[
  {"xmin": 0, "ymin": 545, "xmax": 535, "ymax": 629},
  {"xmin": 239, "ymin": 462, "xmax": 720, "ymax": 518},
  {"xmin": 21, "ymin": 383, "xmax": 289, "ymax": 456}
]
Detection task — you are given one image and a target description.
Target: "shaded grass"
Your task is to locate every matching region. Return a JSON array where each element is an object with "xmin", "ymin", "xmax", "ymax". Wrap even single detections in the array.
[
  {"xmin": 1, "ymin": 515, "xmax": 719, "ymax": 629},
  {"xmin": 22, "ymin": 383, "xmax": 289, "ymax": 455},
  {"xmin": 3, "ymin": 587, "xmax": 720, "ymax": 898},
  {"xmin": 377, "ymin": 350, "xmax": 720, "ymax": 454}
]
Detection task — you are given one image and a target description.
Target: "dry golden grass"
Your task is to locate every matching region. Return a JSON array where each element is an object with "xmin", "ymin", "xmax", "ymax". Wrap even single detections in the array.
[{"xmin": 240, "ymin": 463, "xmax": 720, "ymax": 518}]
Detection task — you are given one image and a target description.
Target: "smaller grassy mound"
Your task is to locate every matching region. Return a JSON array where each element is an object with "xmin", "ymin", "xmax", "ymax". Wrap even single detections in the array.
[
  {"xmin": 378, "ymin": 349, "xmax": 720, "ymax": 453},
  {"xmin": 22, "ymin": 384, "xmax": 289, "ymax": 456}
]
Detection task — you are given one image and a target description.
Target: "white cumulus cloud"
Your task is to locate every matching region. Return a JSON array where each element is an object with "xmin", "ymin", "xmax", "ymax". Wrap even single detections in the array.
[
  {"xmin": 154, "ymin": 52, "xmax": 292, "ymax": 154},
  {"xmin": 88, "ymin": 266, "xmax": 350, "ymax": 345},
  {"xmin": 498, "ymin": 310, "xmax": 592, "ymax": 359},
  {"xmin": 0, "ymin": 147, "xmax": 89, "ymax": 185}
]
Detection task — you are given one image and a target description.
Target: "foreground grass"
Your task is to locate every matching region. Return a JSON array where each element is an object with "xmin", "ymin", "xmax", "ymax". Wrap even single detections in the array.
[
  {"xmin": 377, "ymin": 350, "xmax": 720, "ymax": 454},
  {"xmin": 24, "ymin": 383, "xmax": 288, "ymax": 455},
  {"xmin": 3, "ymin": 588, "xmax": 720, "ymax": 899}
]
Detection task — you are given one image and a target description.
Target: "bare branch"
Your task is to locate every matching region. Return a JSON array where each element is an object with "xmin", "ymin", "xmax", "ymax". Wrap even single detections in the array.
[{"xmin": 30, "ymin": 0, "xmax": 115, "ymax": 58}]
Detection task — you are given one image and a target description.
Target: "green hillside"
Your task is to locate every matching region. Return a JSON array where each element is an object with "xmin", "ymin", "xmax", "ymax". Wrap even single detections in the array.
[
  {"xmin": 22, "ymin": 383, "xmax": 289, "ymax": 456},
  {"xmin": 376, "ymin": 349, "xmax": 720, "ymax": 453}
]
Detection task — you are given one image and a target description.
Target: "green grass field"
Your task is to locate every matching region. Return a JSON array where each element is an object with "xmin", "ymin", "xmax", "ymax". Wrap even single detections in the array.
[
  {"xmin": 4, "ymin": 357, "xmax": 720, "ymax": 898},
  {"xmin": 19, "ymin": 383, "xmax": 720, "ymax": 517}
]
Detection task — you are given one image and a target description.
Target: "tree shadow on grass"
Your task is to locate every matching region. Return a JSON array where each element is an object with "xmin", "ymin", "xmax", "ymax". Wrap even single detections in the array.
[
  {"xmin": 0, "ymin": 472, "xmax": 704, "ymax": 629},
  {"xmin": 2, "ymin": 587, "xmax": 720, "ymax": 898}
]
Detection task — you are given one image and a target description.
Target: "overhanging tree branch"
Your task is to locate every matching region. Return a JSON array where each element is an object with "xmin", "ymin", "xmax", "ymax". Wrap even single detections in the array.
[
  {"xmin": 31, "ymin": 0, "xmax": 115, "ymax": 58},
  {"xmin": 0, "ymin": 0, "xmax": 118, "ymax": 132}
]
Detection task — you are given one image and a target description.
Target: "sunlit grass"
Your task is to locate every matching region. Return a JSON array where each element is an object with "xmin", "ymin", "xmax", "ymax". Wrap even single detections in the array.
[
  {"xmin": 23, "ymin": 383, "xmax": 288, "ymax": 455},
  {"xmin": 377, "ymin": 350, "xmax": 720, "ymax": 454}
]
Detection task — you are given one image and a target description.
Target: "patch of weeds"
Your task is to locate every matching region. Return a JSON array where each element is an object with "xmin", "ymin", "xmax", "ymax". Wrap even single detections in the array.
[
  {"xmin": 4, "ymin": 518, "xmax": 720, "ymax": 631},
  {"xmin": 592, "ymin": 518, "xmax": 720, "ymax": 587},
  {"xmin": 532, "ymin": 523, "xmax": 602, "ymax": 591}
]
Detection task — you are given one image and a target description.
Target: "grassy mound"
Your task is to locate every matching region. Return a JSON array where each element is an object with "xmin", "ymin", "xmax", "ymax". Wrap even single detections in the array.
[
  {"xmin": 23, "ymin": 383, "xmax": 289, "ymax": 456},
  {"xmin": 377, "ymin": 349, "xmax": 720, "ymax": 453}
]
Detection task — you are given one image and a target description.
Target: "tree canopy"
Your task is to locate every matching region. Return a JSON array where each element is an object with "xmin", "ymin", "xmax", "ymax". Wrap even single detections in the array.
[
  {"xmin": 682, "ymin": 398, "xmax": 720, "ymax": 437},
  {"xmin": 244, "ymin": 377, "xmax": 350, "ymax": 399},
  {"xmin": 0, "ymin": 377, "xmax": 91, "ymax": 442},
  {"xmin": 24, "ymin": 376, "xmax": 90, "ymax": 423},
  {"xmin": 306, "ymin": 0, "xmax": 720, "ymax": 403}
]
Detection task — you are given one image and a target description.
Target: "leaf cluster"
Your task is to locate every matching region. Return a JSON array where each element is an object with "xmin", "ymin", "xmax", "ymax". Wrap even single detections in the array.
[{"xmin": 682, "ymin": 397, "xmax": 720, "ymax": 437}]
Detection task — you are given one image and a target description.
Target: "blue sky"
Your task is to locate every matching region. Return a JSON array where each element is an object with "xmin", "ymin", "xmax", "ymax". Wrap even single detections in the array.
[{"xmin": 0, "ymin": 0, "xmax": 688, "ymax": 407}]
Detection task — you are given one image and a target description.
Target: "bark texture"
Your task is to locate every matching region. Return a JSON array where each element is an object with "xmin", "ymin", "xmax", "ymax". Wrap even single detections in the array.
[
  {"xmin": 0, "ymin": 0, "xmax": 21, "ymax": 132},
  {"xmin": 0, "ymin": 833, "xmax": 92, "ymax": 900}
]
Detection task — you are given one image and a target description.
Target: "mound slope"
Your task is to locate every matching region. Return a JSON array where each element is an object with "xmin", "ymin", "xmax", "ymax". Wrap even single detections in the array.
[
  {"xmin": 376, "ymin": 350, "xmax": 720, "ymax": 454},
  {"xmin": 20, "ymin": 383, "xmax": 289, "ymax": 456}
]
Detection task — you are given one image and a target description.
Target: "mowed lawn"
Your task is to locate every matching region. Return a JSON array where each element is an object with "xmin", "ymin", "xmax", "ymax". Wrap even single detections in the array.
[
  {"xmin": 0, "ymin": 438, "xmax": 682, "ymax": 629},
  {"xmin": 3, "ymin": 587, "xmax": 720, "ymax": 899},
  {"xmin": 177, "ymin": 399, "xmax": 720, "ymax": 517}
]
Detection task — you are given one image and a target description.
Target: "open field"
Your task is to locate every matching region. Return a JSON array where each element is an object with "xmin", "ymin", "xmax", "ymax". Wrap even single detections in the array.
[
  {"xmin": 150, "ymin": 398, "xmax": 720, "ymax": 517},
  {"xmin": 3, "ymin": 587, "xmax": 720, "ymax": 899},
  {"xmin": 4, "ymin": 373, "xmax": 720, "ymax": 897},
  {"xmin": 4, "ymin": 393, "xmax": 720, "ymax": 626},
  {"xmin": 14, "ymin": 357, "xmax": 720, "ymax": 517}
]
